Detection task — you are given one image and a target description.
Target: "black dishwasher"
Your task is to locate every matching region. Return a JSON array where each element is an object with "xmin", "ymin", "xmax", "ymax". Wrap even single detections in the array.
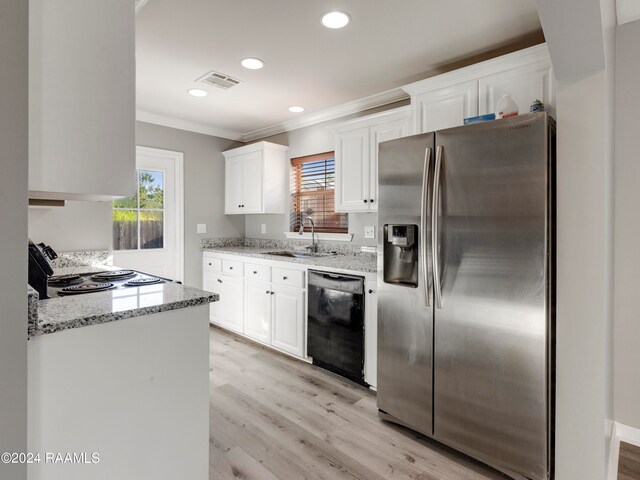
[{"xmin": 307, "ymin": 270, "xmax": 366, "ymax": 386}]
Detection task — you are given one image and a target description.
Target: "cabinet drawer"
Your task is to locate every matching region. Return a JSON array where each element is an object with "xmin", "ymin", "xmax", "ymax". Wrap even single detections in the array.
[
  {"xmin": 222, "ymin": 259, "xmax": 243, "ymax": 276},
  {"xmin": 203, "ymin": 257, "xmax": 222, "ymax": 272},
  {"xmin": 245, "ymin": 262, "xmax": 270, "ymax": 282},
  {"xmin": 271, "ymin": 267, "xmax": 305, "ymax": 288}
]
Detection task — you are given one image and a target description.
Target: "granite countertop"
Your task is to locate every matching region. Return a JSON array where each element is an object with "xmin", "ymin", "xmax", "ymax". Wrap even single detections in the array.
[
  {"xmin": 202, "ymin": 245, "xmax": 377, "ymax": 273},
  {"xmin": 29, "ymin": 265, "xmax": 218, "ymax": 338}
]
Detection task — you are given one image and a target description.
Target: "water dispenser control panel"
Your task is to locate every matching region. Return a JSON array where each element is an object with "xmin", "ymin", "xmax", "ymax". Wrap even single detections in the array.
[{"xmin": 388, "ymin": 225, "xmax": 415, "ymax": 248}]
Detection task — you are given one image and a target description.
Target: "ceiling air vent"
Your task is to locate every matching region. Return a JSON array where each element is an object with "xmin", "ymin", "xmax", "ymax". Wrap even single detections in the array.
[{"xmin": 197, "ymin": 71, "xmax": 242, "ymax": 90}]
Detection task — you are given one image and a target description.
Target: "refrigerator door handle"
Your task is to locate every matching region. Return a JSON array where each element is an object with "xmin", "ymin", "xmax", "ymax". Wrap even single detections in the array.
[
  {"xmin": 432, "ymin": 145, "xmax": 443, "ymax": 309},
  {"xmin": 421, "ymin": 147, "xmax": 432, "ymax": 306}
]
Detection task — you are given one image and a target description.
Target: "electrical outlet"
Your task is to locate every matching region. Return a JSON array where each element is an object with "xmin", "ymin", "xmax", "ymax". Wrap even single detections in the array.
[
  {"xmin": 261, "ymin": 224, "xmax": 266, "ymax": 234},
  {"xmin": 197, "ymin": 224, "xmax": 207, "ymax": 234},
  {"xmin": 364, "ymin": 226, "xmax": 375, "ymax": 239}
]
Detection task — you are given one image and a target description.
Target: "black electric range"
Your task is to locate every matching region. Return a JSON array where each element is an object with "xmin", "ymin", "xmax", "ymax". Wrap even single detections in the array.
[{"xmin": 47, "ymin": 270, "xmax": 170, "ymax": 297}]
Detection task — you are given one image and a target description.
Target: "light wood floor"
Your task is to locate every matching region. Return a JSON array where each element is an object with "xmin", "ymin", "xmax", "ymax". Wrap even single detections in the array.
[
  {"xmin": 619, "ymin": 442, "xmax": 640, "ymax": 480},
  {"xmin": 209, "ymin": 326, "xmax": 508, "ymax": 480}
]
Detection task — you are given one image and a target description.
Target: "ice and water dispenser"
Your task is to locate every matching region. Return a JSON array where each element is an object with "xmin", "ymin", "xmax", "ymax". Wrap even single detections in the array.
[{"xmin": 383, "ymin": 224, "xmax": 418, "ymax": 287}]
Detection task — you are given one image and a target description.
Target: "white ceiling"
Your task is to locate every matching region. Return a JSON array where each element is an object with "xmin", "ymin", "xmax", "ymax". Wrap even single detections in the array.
[{"xmin": 135, "ymin": 0, "xmax": 542, "ymax": 140}]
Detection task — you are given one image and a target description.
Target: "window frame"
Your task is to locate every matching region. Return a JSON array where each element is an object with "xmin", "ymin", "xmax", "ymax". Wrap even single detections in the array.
[
  {"xmin": 290, "ymin": 151, "xmax": 348, "ymax": 234},
  {"xmin": 112, "ymin": 169, "xmax": 166, "ymax": 251}
]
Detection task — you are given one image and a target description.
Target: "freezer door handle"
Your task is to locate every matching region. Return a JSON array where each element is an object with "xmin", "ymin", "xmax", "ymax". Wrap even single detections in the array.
[
  {"xmin": 432, "ymin": 145, "xmax": 443, "ymax": 309},
  {"xmin": 421, "ymin": 147, "xmax": 432, "ymax": 306}
]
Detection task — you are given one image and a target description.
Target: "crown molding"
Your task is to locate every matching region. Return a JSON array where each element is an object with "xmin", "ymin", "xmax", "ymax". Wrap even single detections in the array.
[
  {"xmin": 136, "ymin": 110, "xmax": 244, "ymax": 141},
  {"xmin": 241, "ymin": 87, "xmax": 409, "ymax": 142},
  {"xmin": 403, "ymin": 44, "xmax": 551, "ymax": 95},
  {"xmin": 329, "ymin": 105, "xmax": 411, "ymax": 132}
]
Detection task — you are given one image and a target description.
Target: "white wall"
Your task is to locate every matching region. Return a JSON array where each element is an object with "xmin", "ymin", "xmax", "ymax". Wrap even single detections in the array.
[
  {"xmin": 29, "ymin": 201, "xmax": 113, "ymax": 251},
  {"xmin": 0, "ymin": 1, "xmax": 28, "ymax": 479},
  {"xmin": 535, "ymin": 0, "xmax": 616, "ymax": 478},
  {"xmin": 613, "ymin": 19, "xmax": 640, "ymax": 430},
  {"xmin": 135, "ymin": 122, "xmax": 244, "ymax": 287},
  {"xmin": 244, "ymin": 102, "xmax": 409, "ymax": 246}
]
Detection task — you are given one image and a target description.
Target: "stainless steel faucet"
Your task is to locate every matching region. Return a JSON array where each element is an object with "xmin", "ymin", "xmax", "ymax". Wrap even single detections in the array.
[{"xmin": 299, "ymin": 216, "xmax": 318, "ymax": 253}]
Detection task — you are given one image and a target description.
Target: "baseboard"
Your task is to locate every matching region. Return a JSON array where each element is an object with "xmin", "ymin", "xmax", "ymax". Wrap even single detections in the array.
[{"xmin": 607, "ymin": 421, "xmax": 640, "ymax": 480}]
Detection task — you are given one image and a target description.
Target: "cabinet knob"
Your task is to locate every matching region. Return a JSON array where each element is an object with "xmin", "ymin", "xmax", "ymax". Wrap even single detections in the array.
[
  {"xmin": 363, "ymin": 199, "xmax": 368, "ymax": 203},
  {"xmin": 229, "ymin": 266, "xmax": 233, "ymax": 270},
  {"xmin": 266, "ymin": 290, "xmax": 270, "ymax": 294},
  {"xmin": 370, "ymin": 199, "xmax": 374, "ymax": 203},
  {"xmin": 217, "ymin": 279, "xmax": 222, "ymax": 283},
  {"xmin": 368, "ymin": 289, "xmax": 373, "ymax": 294},
  {"xmin": 241, "ymin": 204, "xmax": 245, "ymax": 208},
  {"xmin": 270, "ymin": 291, "xmax": 275, "ymax": 295},
  {"xmin": 283, "ymin": 276, "xmax": 288, "ymax": 280},
  {"xmin": 253, "ymin": 271, "xmax": 258, "ymax": 274},
  {"xmin": 208, "ymin": 263, "xmax": 212, "ymax": 266},
  {"xmin": 238, "ymin": 204, "xmax": 241, "ymax": 208}
]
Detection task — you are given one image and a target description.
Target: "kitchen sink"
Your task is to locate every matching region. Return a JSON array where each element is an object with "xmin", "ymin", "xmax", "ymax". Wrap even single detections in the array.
[{"xmin": 264, "ymin": 251, "xmax": 334, "ymax": 259}]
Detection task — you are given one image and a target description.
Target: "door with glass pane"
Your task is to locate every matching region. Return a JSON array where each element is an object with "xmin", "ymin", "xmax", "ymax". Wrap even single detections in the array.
[{"xmin": 112, "ymin": 147, "xmax": 183, "ymax": 281}]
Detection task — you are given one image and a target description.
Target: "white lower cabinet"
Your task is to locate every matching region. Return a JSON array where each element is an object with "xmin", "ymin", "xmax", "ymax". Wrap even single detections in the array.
[
  {"xmin": 271, "ymin": 285, "xmax": 305, "ymax": 357},
  {"xmin": 244, "ymin": 280, "xmax": 305, "ymax": 357},
  {"xmin": 364, "ymin": 281, "xmax": 378, "ymax": 389},
  {"xmin": 243, "ymin": 280, "xmax": 272, "ymax": 344},
  {"xmin": 204, "ymin": 254, "xmax": 306, "ymax": 359},
  {"xmin": 204, "ymin": 254, "xmax": 372, "ymax": 371},
  {"xmin": 212, "ymin": 274, "xmax": 243, "ymax": 334}
]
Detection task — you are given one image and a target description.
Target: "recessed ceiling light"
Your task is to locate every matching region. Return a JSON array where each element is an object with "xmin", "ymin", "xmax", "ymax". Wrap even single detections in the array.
[
  {"xmin": 289, "ymin": 106, "xmax": 305, "ymax": 113},
  {"xmin": 241, "ymin": 58, "xmax": 264, "ymax": 70},
  {"xmin": 321, "ymin": 11, "xmax": 350, "ymax": 29},
  {"xmin": 187, "ymin": 88, "xmax": 208, "ymax": 97}
]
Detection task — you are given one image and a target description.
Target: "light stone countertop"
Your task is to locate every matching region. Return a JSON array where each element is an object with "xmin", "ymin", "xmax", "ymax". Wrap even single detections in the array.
[
  {"xmin": 29, "ymin": 265, "xmax": 218, "ymax": 338},
  {"xmin": 53, "ymin": 265, "xmax": 122, "ymax": 276},
  {"xmin": 202, "ymin": 246, "xmax": 377, "ymax": 274}
]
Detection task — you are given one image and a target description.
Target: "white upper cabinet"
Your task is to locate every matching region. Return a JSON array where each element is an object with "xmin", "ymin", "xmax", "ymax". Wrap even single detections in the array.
[
  {"xmin": 411, "ymin": 81, "xmax": 478, "ymax": 134},
  {"xmin": 403, "ymin": 44, "xmax": 555, "ymax": 133},
  {"xmin": 225, "ymin": 157, "xmax": 244, "ymax": 214},
  {"xmin": 478, "ymin": 60, "xmax": 555, "ymax": 117},
  {"xmin": 333, "ymin": 107, "xmax": 411, "ymax": 213},
  {"xmin": 369, "ymin": 117, "xmax": 412, "ymax": 211},
  {"xmin": 335, "ymin": 127, "xmax": 370, "ymax": 212},
  {"xmin": 29, "ymin": 0, "xmax": 135, "ymax": 201},
  {"xmin": 223, "ymin": 142, "xmax": 288, "ymax": 215}
]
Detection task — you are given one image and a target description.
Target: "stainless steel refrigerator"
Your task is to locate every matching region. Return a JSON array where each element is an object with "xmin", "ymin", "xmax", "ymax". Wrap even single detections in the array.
[{"xmin": 377, "ymin": 112, "xmax": 555, "ymax": 480}]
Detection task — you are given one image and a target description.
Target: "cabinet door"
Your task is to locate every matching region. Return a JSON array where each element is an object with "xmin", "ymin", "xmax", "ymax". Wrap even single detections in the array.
[
  {"xmin": 207, "ymin": 274, "xmax": 224, "ymax": 326},
  {"xmin": 218, "ymin": 275, "xmax": 244, "ymax": 334},
  {"xmin": 364, "ymin": 281, "xmax": 378, "ymax": 389},
  {"xmin": 413, "ymin": 80, "xmax": 478, "ymax": 133},
  {"xmin": 478, "ymin": 62, "xmax": 555, "ymax": 117},
  {"xmin": 271, "ymin": 285, "xmax": 305, "ymax": 357},
  {"xmin": 335, "ymin": 127, "xmax": 370, "ymax": 212},
  {"xmin": 244, "ymin": 280, "xmax": 272, "ymax": 344},
  {"xmin": 202, "ymin": 270, "xmax": 221, "ymax": 325},
  {"xmin": 369, "ymin": 117, "xmax": 410, "ymax": 210},
  {"xmin": 241, "ymin": 151, "xmax": 264, "ymax": 213},
  {"xmin": 225, "ymin": 157, "xmax": 244, "ymax": 214}
]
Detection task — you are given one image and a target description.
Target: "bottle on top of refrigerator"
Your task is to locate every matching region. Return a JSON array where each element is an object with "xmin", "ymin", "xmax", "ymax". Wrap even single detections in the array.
[{"xmin": 496, "ymin": 94, "xmax": 519, "ymax": 119}]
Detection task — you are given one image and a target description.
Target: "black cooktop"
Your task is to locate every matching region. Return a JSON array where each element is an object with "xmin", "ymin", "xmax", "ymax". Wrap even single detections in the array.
[{"xmin": 48, "ymin": 270, "xmax": 168, "ymax": 297}]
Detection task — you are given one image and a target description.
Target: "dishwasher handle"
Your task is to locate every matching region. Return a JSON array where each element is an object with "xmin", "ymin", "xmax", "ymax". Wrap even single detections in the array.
[{"xmin": 308, "ymin": 270, "xmax": 364, "ymax": 294}]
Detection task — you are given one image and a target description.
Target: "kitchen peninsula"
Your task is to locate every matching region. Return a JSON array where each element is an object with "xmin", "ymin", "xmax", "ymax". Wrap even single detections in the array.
[{"xmin": 27, "ymin": 263, "xmax": 217, "ymax": 480}]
